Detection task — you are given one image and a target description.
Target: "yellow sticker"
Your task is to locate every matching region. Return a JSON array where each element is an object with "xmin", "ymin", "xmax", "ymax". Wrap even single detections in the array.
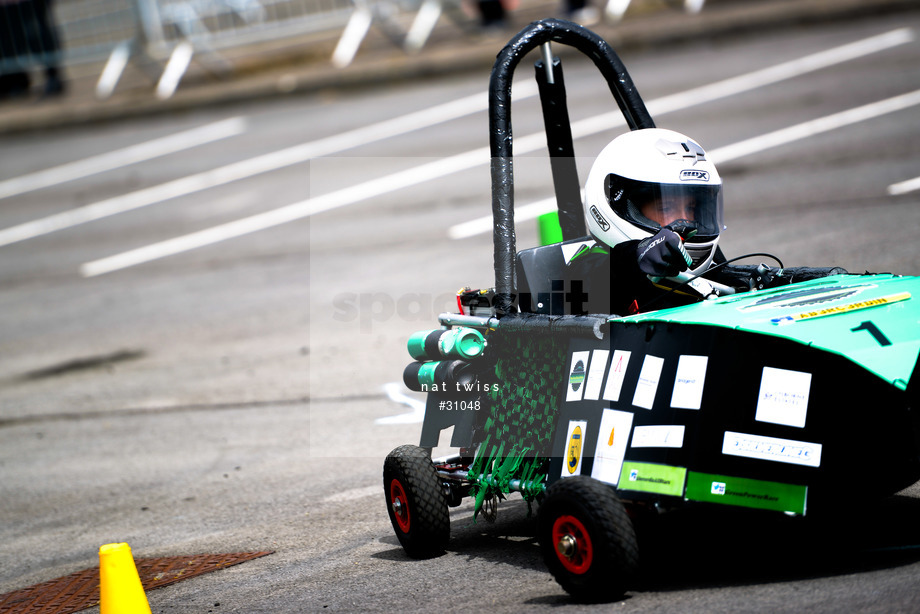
[
  {"xmin": 771, "ymin": 292, "xmax": 911, "ymax": 325},
  {"xmin": 567, "ymin": 426, "xmax": 583, "ymax": 475}
]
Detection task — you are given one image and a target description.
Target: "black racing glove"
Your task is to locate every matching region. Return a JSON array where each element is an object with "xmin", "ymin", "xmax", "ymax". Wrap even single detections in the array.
[{"xmin": 636, "ymin": 227, "xmax": 693, "ymax": 278}]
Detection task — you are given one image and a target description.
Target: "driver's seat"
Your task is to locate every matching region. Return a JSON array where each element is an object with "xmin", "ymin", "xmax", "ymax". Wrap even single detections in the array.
[{"xmin": 515, "ymin": 237, "xmax": 599, "ymax": 315}]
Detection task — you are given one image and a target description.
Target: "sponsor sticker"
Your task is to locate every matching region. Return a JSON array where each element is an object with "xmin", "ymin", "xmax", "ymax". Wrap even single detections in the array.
[
  {"xmin": 737, "ymin": 284, "xmax": 872, "ymax": 313},
  {"xmin": 722, "ymin": 431, "xmax": 822, "ymax": 468},
  {"xmin": 591, "ymin": 409, "xmax": 634, "ymax": 486},
  {"xmin": 583, "ymin": 350, "xmax": 609, "ymax": 401},
  {"xmin": 567, "ymin": 348, "xmax": 640, "ymax": 403},
  {"xmin": 563, "ymin": 420, "xmax": 588, "ymax": 477},
  {"xmin": 679, "ymin": 169, "xmax": 710, "ymax": 182},
  {"xmin": 602, "ymin": 350, "xmax": 631, "ymax": 402},
  {"xmin": 770, "ymin": 292, "xmax": 911, "ymax": 325},
  {"xmin": 755, "ymin": 367, "xmax": 812, "ymax": 428},
  {"xmin": 618, "ymin": 462, "xmax": 686, "ymax": 497},
  {"xmin": 630, "ymin": 424, "xmax": 685, "ymax": 448},
  {"xmin": 589, "ymin": 205, "xmax": 611, "ymax": 231},
  {"xmin": 671, "ymin": 355, "xmax": 708, "ymax": 410},
  {"xmin": 686, "ymin": 471, "xmax": 808, "ymax": 515},
  {"xmin": 566, "ymin": 351, "xmax": 591, "ymax": 402},
  {"xmin": 632, "ymin": 355, "xmax": 664, "ymax": 410}
]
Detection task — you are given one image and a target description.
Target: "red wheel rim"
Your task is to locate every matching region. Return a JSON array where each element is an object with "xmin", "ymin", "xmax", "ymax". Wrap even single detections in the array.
[
  {"xmin": 389, "ymin": 479, "xmax": 411, "ymax": 533},
  {"xmin": 552, "ymin": 514, "xmax": 593, "ymax": 574}
]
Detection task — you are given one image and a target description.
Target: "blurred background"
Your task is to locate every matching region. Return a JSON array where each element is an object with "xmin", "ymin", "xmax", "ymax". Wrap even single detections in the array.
[{"xmin": 2, "ymin": 0, "xmax": 920, "ymax": 611}]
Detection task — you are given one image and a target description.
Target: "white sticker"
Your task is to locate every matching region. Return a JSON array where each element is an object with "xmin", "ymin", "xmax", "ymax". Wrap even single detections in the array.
[
  {"xmin": 583, "ymin": 350, "xmax": 609, "ymax": 401},
  {"xmin": 590, "ymin": 409, "xmax": 634, "ymax": 486},
  {"xmin": 631, "ymin": 424, "xmax": 686, "ymax": 448},
  {"xmin": 671, "ymin": 355, "xmax": 708, "ymax": 410},
  {"xmin": 755, "ymin": 367, "xmax": 812, "ymax": 428},
  {"xmin": 632, "ymin": 355, "xmax": 664, "ymax": 409},
  {"xmin": 562, "ymin": 420, "xmax": 588, "ymax": 477},
  {"xmin": 602, "ymin": 350, "xmax": 631, "ymax": 402},
  {"xmin": 722, "ymin": 431, "xmax": 822, "ymax": 468},
  {"xmin": 565, "ymin": 352, "xmax": 591, "ymax": 403},
  {"xmin": 561, "ymin": 240, "xmax": 598, "ymax": 265}
]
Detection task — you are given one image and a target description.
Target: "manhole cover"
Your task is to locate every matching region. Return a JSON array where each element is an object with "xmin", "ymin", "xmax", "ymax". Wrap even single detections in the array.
[{"xmin": 0, "ymin": 551, "xmax": 272, "ymax": 613}]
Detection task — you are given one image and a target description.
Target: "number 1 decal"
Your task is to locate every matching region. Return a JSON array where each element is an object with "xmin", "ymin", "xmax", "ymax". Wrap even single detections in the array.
[{"xmin": 851, "ymin": 321, "xmax": 892, "ymax": 346}]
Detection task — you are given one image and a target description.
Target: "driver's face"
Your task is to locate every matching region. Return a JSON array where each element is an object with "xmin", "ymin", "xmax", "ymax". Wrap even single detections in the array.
[{"xmin": 640, "ymin": 195, "xmax": 695, "ymax": 227}]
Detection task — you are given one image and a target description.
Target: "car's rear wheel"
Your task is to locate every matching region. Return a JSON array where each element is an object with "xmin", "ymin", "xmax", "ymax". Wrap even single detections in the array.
[{"xmin": 383, "ymin": 444, "xmax": 449, "ymax": 558}]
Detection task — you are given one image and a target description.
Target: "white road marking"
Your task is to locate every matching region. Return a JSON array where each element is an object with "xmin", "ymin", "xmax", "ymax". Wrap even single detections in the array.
[
  {"xmin": 450, "ymin": 88, "xmax": 920, "ymax": 238},
  {"xmin": 708, "ymin": 89, "xmax": 920, "ymax": 164},
  {"xmin": 0, "ymin": 117, "xmax": 248, "ymax": 201},
  {"xmin": 0, "ymin": 84, "xmax": 537, "ymax": 250},
  {"xmin": 80, "ymin": 28, "xmax": 914, "ymax": 275},
  {"xmin": 376, "ymin": 382, "xmax": 427, "ymax": 425},
  {"xmin": 322, "ymin": 485, "xmax": 380, "ymax": 504},
  {"xmin": 80, "ymin": 147, "xmax": 489, "ymax": 276},
  {"xmin": 556, "ymin": 27, "xmax": 916, "ymax": 141},
  {"xmin": 646, "ymin": 27, "xmax": 914, "ymax": 117},
  {"xmin": 448, "ymin": 28, "xmax": 919, "ymax": 239},
  {"xmin": 448, "ymin": 196, "xmax": 556, "ymax": 240},
  {"xmin": 887, "ymin": 175, "xmax": 920, "ymax": 196}
]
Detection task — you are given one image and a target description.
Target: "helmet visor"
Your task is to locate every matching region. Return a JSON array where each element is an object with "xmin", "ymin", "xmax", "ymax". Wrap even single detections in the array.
[{"xmin": 606, "ymin": 173, "xmax": 724, "ymax": 241}]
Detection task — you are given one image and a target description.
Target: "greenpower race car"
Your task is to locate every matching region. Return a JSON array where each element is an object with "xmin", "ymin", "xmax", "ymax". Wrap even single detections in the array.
[{"xmin": 382, "ymin": 18, "xmax": 920, "ymax": 602}]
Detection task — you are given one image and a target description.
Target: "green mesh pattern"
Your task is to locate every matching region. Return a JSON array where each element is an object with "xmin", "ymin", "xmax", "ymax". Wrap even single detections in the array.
[{"xmin": 468, "ymin": 330, "xmax": 567, "ymax": 517}]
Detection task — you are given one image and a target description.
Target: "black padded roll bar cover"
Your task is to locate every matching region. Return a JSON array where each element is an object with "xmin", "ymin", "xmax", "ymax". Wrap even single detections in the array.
[
  {"xmin": 489, "ymin": 18, "xmax": 655, "ymax": 314},
  {"xmin": 535, "ymin": 58, "xmax": 587, "ymax": 242},
  {"xmin": 495, "ymin": 312, "xmax": 609, "ymax": 340}
]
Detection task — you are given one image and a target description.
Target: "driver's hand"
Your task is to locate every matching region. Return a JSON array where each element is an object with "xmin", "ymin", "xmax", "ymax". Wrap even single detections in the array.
[{"xmin": 637, "ymin": 228, "xmax": 693, "ymax": 278}]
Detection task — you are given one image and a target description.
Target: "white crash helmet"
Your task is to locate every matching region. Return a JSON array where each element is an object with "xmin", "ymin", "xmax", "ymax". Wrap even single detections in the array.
[{"xmin": 584, "ymin": 128, "xmax": 724, "ymax": 274}]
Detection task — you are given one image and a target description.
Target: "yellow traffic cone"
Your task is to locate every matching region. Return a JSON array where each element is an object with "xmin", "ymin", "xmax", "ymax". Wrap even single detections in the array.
[{"xmin": 99, "ymin": 543, "xmax": 152, "ymax": 614}]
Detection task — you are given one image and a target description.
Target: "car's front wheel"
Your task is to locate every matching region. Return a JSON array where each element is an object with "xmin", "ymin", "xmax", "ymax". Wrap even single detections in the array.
[{"xmin": 538, "ymin": 476, "xmax": 639, "ymax": 601}]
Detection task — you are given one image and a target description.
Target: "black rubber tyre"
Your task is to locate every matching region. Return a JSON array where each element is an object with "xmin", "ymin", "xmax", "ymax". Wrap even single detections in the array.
[
  {"xmin": 538, "ymin": 476, "xmax": 639, "ymax": 602},
  {"xmin": 383, "ymin": 444, "xmax": 449, "ymax": 558}
]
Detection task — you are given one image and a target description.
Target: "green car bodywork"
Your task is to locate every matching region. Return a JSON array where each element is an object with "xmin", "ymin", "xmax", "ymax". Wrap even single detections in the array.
[{"xmin": 613, "ymin": 273, "xmax": 920, "ymax": 390}]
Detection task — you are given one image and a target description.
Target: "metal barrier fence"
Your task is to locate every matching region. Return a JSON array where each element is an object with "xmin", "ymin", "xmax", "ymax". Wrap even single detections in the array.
[
  {"xmin": 1, "ymin": 0, "xmax": 356, "ymax": 98},
  {"xmin": 0, "ymin": 0, "xmax": 705, "ymax": 100}
]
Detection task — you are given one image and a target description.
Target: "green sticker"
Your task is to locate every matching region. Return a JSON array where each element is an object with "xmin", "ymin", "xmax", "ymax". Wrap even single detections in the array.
[
  {"xmin": 618, "ymin": 462, "xmax": 686, "ymax": 497},
  {"xmin": 569, "ymin": 360, "xmax": 586, "ymax": 391},
  {"xmin": 685, "ymin": 471, "xmax": 807, "ymax": 515}
]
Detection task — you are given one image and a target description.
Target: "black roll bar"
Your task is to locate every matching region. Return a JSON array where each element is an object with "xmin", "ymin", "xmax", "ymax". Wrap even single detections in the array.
[
  {"xmin": 535, "ymin": 56, "xmax": 585, "ymax": 243},
  {"xmin": 489, "ymin": 18, "xmax": 655, "ymax": 314}
]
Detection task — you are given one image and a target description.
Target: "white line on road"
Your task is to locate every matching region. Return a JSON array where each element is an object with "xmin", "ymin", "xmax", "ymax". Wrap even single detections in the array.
[
  {"xmin": 448, "ymin": 197, "xmax": 557, "ymax": 240},
  {"xmin": 707, "ymin": 89, "xmax": 920, "ymax": 164},
  {"xmin": 79, "ymin": 28, "xmax": 914, "ymax": 275},
  {"xmin": 449, "ymin": 88, "xmax": 920, "ymax": 238},
  {"xmin": 647, "ymin": 27, "xmax": 915, "ymax": 117},
  {"xmin": 376, "ymin": 382, "xmax": 427, "ymax": 425},
  {"xmin": 0, "ymin": 117, "xmax": 248, "ymax": 201},
  {"xmin": 0, "ymin": 84, "xmax": 538, "ymax": 250},
  {"xmin": 321, "ymin": 485, "xmax": 380, "ymax": 504},
  {"xmin": 887, "ymin": 176, "xmax": 920, "ymax": 196},
  {"xmin": 79, "ymin": 147, "xmax": 490, "ymax": 276},
  {"xmin": 564, "ymin": 28, "xmax": 915, "ymax": 140}
]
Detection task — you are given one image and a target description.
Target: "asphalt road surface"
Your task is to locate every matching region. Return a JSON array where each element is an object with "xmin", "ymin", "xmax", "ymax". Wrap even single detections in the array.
[{"xmin": 1, "ymin": 7, "xmax": 920, "ymax": 613}]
